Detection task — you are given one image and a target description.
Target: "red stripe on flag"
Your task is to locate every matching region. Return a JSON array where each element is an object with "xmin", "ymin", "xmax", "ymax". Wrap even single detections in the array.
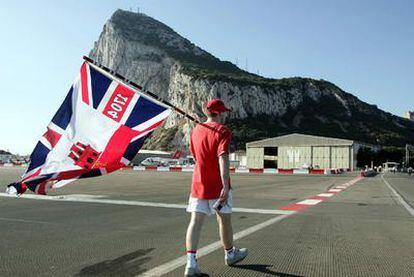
[
  {"xmin": 96, "ymin": 119, "xmax": 165, "ymax": 173},
  {"xmin": 80, "ymin": 62, "xmax": 90, "ymax": 105},
  {"xmin": 57, "ymin": 169, "xmax": 89, "ymax": 180},
  {"xmin": 43, "ymin": 127, "xmax": 62, "ymax": 148},
  {"xmin": 22, "ymin": 168, "xmax": 41, "ymax": 182},
  {"xmin": 102, "ymin": 84, "xmax": 135, "ymax": 123},
  {"xmin": 95, "ymin": 125, "xmax": 139, "ymax": 173}
]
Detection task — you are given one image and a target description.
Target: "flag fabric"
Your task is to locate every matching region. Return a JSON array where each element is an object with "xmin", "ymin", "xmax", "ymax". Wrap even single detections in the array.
[{"xmin": 9, "ymin": 61, "xmax": 171, "ymax": 195}]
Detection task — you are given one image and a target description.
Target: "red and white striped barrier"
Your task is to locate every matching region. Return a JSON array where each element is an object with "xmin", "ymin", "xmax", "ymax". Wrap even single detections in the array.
[{"xmin": 131, "ymin": 166, "xmax": 349, "ymax": 175}]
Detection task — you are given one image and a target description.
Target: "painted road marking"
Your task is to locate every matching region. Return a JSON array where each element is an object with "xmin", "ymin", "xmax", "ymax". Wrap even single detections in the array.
[
  {"xmin": 139, "ymin": 214, "xmax": 291, "ymax": 277},
  {"xmin": 328, "ymin": 189, "xmax": 342, "ymax": 192},
  {"xmin": 381, "ymin": 175, "xmax": 414, "ymax": 217},
  {"xmin": 296, "ymin": 199, "xmax": 322, "ymax": 205},
  {"xmin": 0, "ymin": 193, "xmax": 292, "ymax": 215},
  {"xmin": 317, "ymin": 193, "xmax": 334, "ymax": 197},
  {"xmin": 140, "ymin": 176, "xmax": 364, "ymax": 276},
  {"xmin": 0, "ymin": 217, "xmax": 57, "ymax": 225},
  {"xmin": 335, "ymin": 185, "xmax": 348, "ymax": 189}
]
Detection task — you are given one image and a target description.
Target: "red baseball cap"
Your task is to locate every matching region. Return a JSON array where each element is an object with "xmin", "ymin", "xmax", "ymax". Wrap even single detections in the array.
[{"xmin": 206, "ymin": 99, "xmax": 232, "ymax": 114}]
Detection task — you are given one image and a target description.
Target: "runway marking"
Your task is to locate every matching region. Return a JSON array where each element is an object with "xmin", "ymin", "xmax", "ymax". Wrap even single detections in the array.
[
  {"xmin": 381, "ymin": 175, "xmax": 414, "ymax": 217},
  {"xmin": 296, "ymin": 199, "xmax": 322, "ymax": 205},
  {"xmin": 0, "ymin": 217, "xmax": 56, "ymax": 225},
  {"xmin": 139, "ymin": 176, "xmax": 362, "ymax": 276},
  {"xmin": 335, "ymin": 185, "xmax": 348, "ymax": 189},
  {"xmin": 281, "ymin": 176, "xmax": 363, "ymax": 212},
  {"xmin": 139, "ymin": 214, "xmax": 291, "ymax": 277},
  {"xmin": 0, "ymin": 193, "xmax": 292, "ymax": 215},
  {"xmin": 317, "ymin": 193, "xmax": 334, "ymax": 197}
]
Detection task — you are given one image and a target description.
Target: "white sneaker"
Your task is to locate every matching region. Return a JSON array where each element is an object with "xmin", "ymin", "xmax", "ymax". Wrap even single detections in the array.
[
  {"xmin": 184, "ymin": 265, "xmax": 201, "ymax": 277},
  {"xmin": 225, "ymin": 248, "xmax": 248, "ymax": 266},
  {"xmin": 5, "ymin": 185, "xmax": 18, "ymax": 195}
]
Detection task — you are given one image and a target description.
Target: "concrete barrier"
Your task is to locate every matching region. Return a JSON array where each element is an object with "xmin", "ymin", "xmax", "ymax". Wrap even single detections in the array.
[
  {"xmin": 293, "ymin": 169, "xmax": 309, "ymax": 174},
  {"xmin": 130, "ymin": 166, "xmax": 348, "ymax": 175},
  {"xmin": 278, "ymin": 169, "xmax": 294, "ymax": 174}
]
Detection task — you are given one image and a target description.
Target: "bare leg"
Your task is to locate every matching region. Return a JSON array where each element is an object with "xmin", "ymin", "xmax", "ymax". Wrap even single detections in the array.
[
  {"xmin": 216, "ymin": 212, "xmax": 233, "ymax": 249},
  {"xmin": 186, "ymin": 212, "xmax": 206, "ymax": 251}
]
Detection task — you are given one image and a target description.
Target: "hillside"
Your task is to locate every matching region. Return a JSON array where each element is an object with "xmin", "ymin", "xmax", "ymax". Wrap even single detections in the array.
[{"xmin": 90, "ymin": 10, "xmax": 414, "ymax": 150}]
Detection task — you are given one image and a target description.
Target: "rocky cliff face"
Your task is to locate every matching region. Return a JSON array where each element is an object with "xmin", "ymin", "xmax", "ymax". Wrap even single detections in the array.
[{"xmin": 90, "ymin": 10, "xmax": 414, "ymax": 150}]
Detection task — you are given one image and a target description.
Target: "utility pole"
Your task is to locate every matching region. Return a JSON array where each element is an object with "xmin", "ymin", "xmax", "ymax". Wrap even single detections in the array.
[{"xmin": 406, "ymin": 144, "xmax": 414, "ymax": 167}]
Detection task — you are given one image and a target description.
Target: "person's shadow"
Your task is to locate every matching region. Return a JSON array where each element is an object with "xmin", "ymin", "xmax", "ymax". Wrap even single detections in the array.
[
  {"xmin": 233, "ymin": 264, "xmax": 303, "ymax": 277},
  {"xmin": 74, "ymin": 248, "xmax": 154, "ymax": 276}
]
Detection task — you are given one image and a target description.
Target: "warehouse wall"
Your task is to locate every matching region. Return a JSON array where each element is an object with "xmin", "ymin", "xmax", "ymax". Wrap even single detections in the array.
[
  {"xmin": 246, "ymin": 147, "xmax": 264, "ymax": 168},
  {"xmin": 278, "ymin": 146, "xmax": 311, "ymax": 169},
  {"xmin": 331, "ymin": 146, "xmax": 350, "ymax": 169},
  {"xmin": 312, "ymin": 146, "xmax": 330, "ymax": 168}
]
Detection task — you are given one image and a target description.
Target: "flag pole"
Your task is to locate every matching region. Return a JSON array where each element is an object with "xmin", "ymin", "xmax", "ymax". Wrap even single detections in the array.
[{"xmin": 83, "ymin": 56, "xmax": 201, "ymax": 124}]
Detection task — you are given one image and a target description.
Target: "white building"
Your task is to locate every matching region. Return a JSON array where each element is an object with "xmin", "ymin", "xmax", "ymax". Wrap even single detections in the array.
[
  {"xmin": 246, "ymin": 133, "xmax": 379, "ymax": 170},
  {"xmin": 0, "ymin": 150, "xmax": 13, "ymax": 163}
]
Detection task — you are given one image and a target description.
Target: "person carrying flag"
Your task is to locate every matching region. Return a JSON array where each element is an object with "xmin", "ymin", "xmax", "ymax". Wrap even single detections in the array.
[{"xmin": 184, "ymin": 99, "xmax": 248, "ymax": 276}]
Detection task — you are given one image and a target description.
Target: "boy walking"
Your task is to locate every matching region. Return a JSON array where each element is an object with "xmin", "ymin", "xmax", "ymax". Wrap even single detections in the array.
[{"xmin": 184, "ymin": 99, "xmax": 248, "ymax": 276}]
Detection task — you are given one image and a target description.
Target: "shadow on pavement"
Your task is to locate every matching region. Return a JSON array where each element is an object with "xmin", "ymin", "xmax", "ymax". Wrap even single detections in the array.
[
  {"xmin": 233, "ymin": 264, "xmax": 303, "ymax": 276},
  {"xmin": 75, "ymin": 248, "xmax": 154, "ymax": 276}
]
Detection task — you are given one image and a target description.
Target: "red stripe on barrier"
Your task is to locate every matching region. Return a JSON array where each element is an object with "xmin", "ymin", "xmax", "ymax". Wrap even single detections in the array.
[
  {"xmin": 229, "ymin": 168, "xmax": 236, "ymax": 173},
  {"xmin": 169, "ymin": 167, "xmax": 182, "ymax": 172},
  {"xmin": 310, "ymin": 169, "xmax": 325, "ymax": 174},
  {"xmin": 249, "ymin": 168, "xmax": 264, "ymax": 173},
  {"xmin": 278, "ymin": 169, "xmax": 293, "ymax": 174},
  {"xmin": 145, "ymin": 166, "xmax": 157, "ymax": 171}
]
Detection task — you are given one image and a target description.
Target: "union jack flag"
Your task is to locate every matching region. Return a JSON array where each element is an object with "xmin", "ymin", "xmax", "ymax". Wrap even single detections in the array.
[{"xmin": 8, "ymin": 61, "xmax": 171, "ymax": 195}]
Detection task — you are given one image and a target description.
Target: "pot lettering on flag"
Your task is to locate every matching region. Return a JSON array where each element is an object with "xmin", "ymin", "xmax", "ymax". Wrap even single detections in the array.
[{"xmin": 7, "ymin": 60, "xmax": 171, "ymax": 195}]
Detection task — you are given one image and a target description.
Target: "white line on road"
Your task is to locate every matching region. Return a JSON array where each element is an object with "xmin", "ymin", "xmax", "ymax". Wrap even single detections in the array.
[
  {"xmin": 139, "ymin": 214, "xmax": 291, "ymax": 277},
  {"xmin": 0, "ymin": 193, "xmax": 292, "ymax": 215},
  {"xmin": 0, "ymin": 217, "xmax": 57, "ymax": 225},
  {"xmin": 381, "ymin": 175, "xmax": 414, "ymax": 217},
  {"xmin": 317, "ymin": 193, "xmax": 334, "ymax": 197},
  {"xmin": 296, "ymin": 199, "xmax": 322, "ymax": 205}
]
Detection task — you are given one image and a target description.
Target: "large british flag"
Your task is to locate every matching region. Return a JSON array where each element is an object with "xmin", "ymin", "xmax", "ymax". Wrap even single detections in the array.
[{"xmin": 8, "ymin": 61, "xmax": 171, "ymax": 195}]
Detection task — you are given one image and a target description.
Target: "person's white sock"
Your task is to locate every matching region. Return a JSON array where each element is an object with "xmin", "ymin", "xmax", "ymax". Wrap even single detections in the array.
[
  {"xmin": 186, "ymin": 250, "xmax": 197, "ymax": 268},
  {"xmin": 225, "ymin": 246, "xmax": 235, "ymax": 258}
]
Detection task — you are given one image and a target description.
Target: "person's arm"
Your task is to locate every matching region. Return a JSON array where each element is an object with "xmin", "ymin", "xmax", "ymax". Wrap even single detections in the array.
[
  {"xmin": 218, "ymin": 154, "xmax": 230, "ymax": 203},
  {"xmin": 217, "ymin": 129, "xmax": 232, "ymax": 203}
]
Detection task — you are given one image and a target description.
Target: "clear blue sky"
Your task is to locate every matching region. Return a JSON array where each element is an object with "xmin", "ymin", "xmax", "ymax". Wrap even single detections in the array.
[{"xmin": 0, "ymin": 0, "xmax": 413, "ymax": 154}]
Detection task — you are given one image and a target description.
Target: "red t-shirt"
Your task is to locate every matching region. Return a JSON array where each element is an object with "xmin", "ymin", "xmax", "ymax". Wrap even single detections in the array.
[{"xmin": 190, "ymin": 122, "xmax": 232, "ymax": 199}]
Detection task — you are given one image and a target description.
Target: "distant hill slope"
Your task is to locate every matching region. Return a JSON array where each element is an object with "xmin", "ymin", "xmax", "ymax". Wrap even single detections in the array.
[{"xmin": 90, "ymin": 9, "xmax": 414, "ymax": 150}]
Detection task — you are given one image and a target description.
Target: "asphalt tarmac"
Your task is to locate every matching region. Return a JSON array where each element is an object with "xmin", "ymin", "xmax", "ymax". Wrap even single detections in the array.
[{"xmin": 0, "ymin": 168, "xmax": 413, "ymax": 276}]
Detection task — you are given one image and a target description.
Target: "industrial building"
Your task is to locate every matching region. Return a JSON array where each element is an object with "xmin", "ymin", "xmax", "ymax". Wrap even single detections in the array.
[{"xmin": 246, "ymin": 133, "xmax": 377, "ymax": 170}]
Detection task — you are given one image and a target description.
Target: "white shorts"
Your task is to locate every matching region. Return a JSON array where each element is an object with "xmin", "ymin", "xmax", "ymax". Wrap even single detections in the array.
[{"xmin": 186, "ymin": 190, "xmax": 233, "ymax": 215}]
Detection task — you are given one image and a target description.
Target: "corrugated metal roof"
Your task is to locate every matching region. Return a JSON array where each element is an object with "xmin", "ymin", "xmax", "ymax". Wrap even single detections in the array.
[{"xmin": 246, "ymin": 133, "xmax": 355, "ymax": 147}]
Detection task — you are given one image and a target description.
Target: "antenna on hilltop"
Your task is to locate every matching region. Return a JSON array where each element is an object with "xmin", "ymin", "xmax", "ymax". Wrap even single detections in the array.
[
  {"xmin": 245, "ymin": 58, "xmax": 249, "ymax": 72},
  {"xmin": 235, "ymin": 57, "xmax": 239, "ymax": 67}
]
